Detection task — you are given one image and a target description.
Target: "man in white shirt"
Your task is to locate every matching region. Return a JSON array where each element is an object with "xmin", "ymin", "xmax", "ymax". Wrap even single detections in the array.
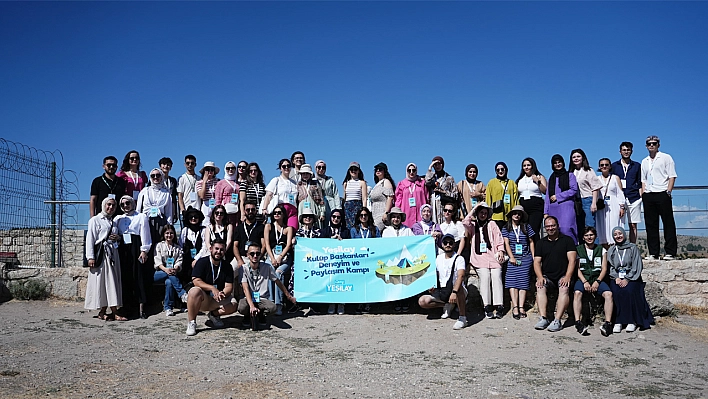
[
  {"xmin": 641, "ymin": 135, "xmax": 678, "ymax": 260},
  {"xmin": 177, "ymin": 154, "xmax": 200, "ymax": 222}
]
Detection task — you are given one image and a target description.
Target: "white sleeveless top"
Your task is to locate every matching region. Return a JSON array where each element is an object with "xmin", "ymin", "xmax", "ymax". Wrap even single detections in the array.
[
  {"xmin": 345, "ymin": 179, "xmax": 363, "ymax": 201},
  {"xmin": 517, "ymin": 175, "xmax": 543, "ymax": 199}
]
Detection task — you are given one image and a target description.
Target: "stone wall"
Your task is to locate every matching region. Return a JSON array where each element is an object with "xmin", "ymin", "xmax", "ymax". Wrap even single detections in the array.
[
  {"xmin": 642, "ymin": 258, "xmax": 708, "ymax": 308},
  {"xmin": 1, "ymin": 266, "xmax": 87, "ymax": 301},
  {"xmin": 0, "ymin": 229, "xmax": 86, "ymax": 268}
]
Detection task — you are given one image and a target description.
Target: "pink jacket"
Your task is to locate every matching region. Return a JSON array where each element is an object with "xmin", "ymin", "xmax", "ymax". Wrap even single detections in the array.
[
  {"xmin": 394, "ymin": 178, "xmax": 429, "ymax": 228},
  {"xmin": 214, "ymin": 179, "xmax": 240, "ymax": 206},
  {"xmin": 462, "ymin": 215, "xmax": 505, "ymax": 269}
]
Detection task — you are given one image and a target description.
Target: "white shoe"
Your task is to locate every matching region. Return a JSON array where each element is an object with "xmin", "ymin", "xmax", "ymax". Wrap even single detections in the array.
[
  {"xmin": 186, "ymin": 320, "xmax": 197, "ymax": 336},
  {"xmin": 644, "ymin": 255, "xmax": 658, "ymax": 261},
  {"xmin": 337, "ymin": 304, "xmax": 345, "ymax": 315},
  {"xmin": 165, "ymin": 309, "xmax": 175, "ymax": 317},
  {"xmin": 626, "ymin": 323, "xmax": 637, "ymax": 332},
  {"xmin": 207, "ymin": 312, "xmax": 224, "ymax": 328},
  {"xmin": 441, "ymin": 303, "xmax": 455, "ymax": 319},
  {"xmin": 613, "ymin": 324, "xmax": 622, "ymax": 333},
  {"xmin": 275, "ymin": 304, "xmax": 283, "ymax": 316},
  {"xmin": 662, "ymin": 254, "xmax": 674, "ymax": 261},
  {"xmin": 327, "ymin": 304, "xmax": 335, "ymax": 315},
  {"xmin": 453, "ymin": 317, "xmax": 468, "ymax": 330},
  {"xmin": 180, "ymin": 292, "xmax": 189, "ymax": 303}
]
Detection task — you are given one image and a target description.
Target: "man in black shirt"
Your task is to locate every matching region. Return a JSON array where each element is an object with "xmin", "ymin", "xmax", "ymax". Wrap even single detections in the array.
[
  {"xmin": 233, "ymin": 200, "xmax": 266, "ymax": 266},
  {"xmin": 533, "ymin": 216, "xmax": 577, "ymax": 332},
  {"xmin": 185, "ymin": 239, "xmax": 237, "ymax": 336},
  {"xmin": 89, "ymin": 156, "xmax": 126, "ymax": 217}
]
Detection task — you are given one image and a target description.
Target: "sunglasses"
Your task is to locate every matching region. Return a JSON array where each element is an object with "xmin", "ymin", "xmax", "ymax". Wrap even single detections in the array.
[
  {"xmin": 359, "ymin": 213, "xmax": 369, "ymax": 217},
  {"xmin": 443, "ymin": 209, "xmax": 454, "ymax": 213},
  {"xmin": 185, "ymin": 161, "xmax": 196, "ymax": 166},
  {"xmin": 407, "ymin": 169, "xmax": 416, "ymax": 173},
  {"xmin": 204, "ymin": 168, "xmax": 215, "ymax": 172},
  {"xmin": 248, "ymin": 252, "xmax": 260, "ymax": 257},
  {"xmin": 646, "ymin": 142, "xmax": 658, "ymax": 146},
  {"xmin": 129, "ymin": 156, "xmax": 140, "ymax": 161},
  {"xmin": 214, "ymin": 211, "xmax": 225, "ymax": 216},
  {"xmin": 225, "ymin": 167, "xmax": 236, "ymax": 171},
  {"xmin": 599, "ymin": 164, "xmax": 610, "ymax": 167},
  {"xmin": 496, "ymin": 168, "xmax": 505, "ymax": 172},
  {"xmin": 442, "ymin": 241, "xmax": 455, "ymax": 246},
  {"xmin": 349, "ymin": 168, "xmax": 359, "ymax": 172},
  {"xmin": 316, "ymin": 165, "xmax": 326, "ymax": 169},
  {"xmin": 303, "ymin": 215, "xmax": 313, "ymax": 219},
  {"xmin": 150, "ymin": 174, "xmax": 161, "ymax": 179},
  {"xmin": 238, "ymin": 165, "xmax": 247, "ymax": 169},
  {"xmin": 189, "ymin": 216, "xmax": 199, "ymax": 220},
  {"xmin": 331, "ymin": 215, "xmax": 341, "ymax": 219},
  {"xmin": 281, "ymin": 164, "xmax": 291, "ymax": 169},
  {"xmin": 245, "ymin": 208, "xmax": 257, "ymax": 213},
  {"xmin": 273, "ymin": 211, "xmax": 283, "ymax": 215},
  {"xmin": 105, "ymin": 164, "xmax": 117, "ymax": 168},
  {"xmin": 249, "ymin": 169, "xmax": 258, "ymax": 173}
]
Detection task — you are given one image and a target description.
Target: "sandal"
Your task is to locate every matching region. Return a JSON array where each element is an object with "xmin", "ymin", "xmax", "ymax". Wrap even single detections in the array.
[
  {"xmin": 97, "ymin": 311, "xmax": 108, "ymax": 321},
  {"xmin": 519, "ymin": 308, "xmax": 528, "ymax": 318},
  {"xmin": 113, "ymin": 314, "xmax": 128, "ymax": 321},
  {"xmin": 512, "ymin": 306, "xmax": 521, "ymax": 320}
]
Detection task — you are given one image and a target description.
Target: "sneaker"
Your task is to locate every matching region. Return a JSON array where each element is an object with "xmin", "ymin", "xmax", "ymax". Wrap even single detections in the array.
[
  {"xmin": 626, "ymin": 323, "xmax": 637, "ymax": 332},
  {"xmin": 600, "ymin": 321, "xmax": 613, "ymax": 337},
  {"xmin": 575, "ymin": 321, "xmax": 589, "ymax": 335},
  {"xmin": 547, "ymin": 319, "xmax": 563, "ymax": 332},
  {"xmin": 534, "ymin": 317, "xmax": 550, "ymax": 330},
  {"xmin": 362, "ymin": 304, "xmax": 371, "ymax": 314},
  {"xmin": 453, "ymin": 317, "xmax": 468, "ymax": 330},
  {"xmin": 186, "ymin": 320, "xmax": 197, "ymax": 336},
  {"xmin": 327, "ymin": 304, "xmax": 335, "ymax": 315},
  {"xmin": 241, "ymin": 315, "xmax": 251, "ymax": 327},
  {"xmin": 494, "ymin": 305, "xmax": 505, "ymax": 319},
  {"xmin": 644, "ymin": 255, "xmax": 658, "ymax": 261},
  {"xmin": 356, "ymin": 304, "xmax": 364, "ymax": 314},
  {"xmin": 180, "ymin": 292, "xmax": 189, "ymax": 303},
  {"xmin": 275, "ymin": 304, "xmax": 283, "ymax": 316},
  {"xmin": 207, "ymin": 312, "xmax": 224, "ymax": 328},
  {"xmin": 337, "ymin": 304, "xmax": 345, "ymax": 315},
  {"xmin": 165, "ymin": 309, "xmax": 175, "ymax": 317},
  {"xmin": 484, "ymin": 305, "xmax": 494, "ymax": 319},
  {"xmin": 401, "ymin": 306, "xmax": 409, "ymax": 312},
  {"xmin": 662, "ymin": 254, "xmax": 675, "ymax": 261},
  {"xmin": 613, "ymin": 323, "xmax": 622, "ymax": 333},
  {"xmin": 441, "ymin": 303, "xmax": 454, "ymax": 319}
]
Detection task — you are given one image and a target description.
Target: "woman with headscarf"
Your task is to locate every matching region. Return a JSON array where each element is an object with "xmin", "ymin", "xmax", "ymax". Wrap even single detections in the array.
[
  {"xmin": 136, "ymin": 168, "xmax": 173, "ymax": 248},
  {"xmin": 314, "ymin": 160, "xmax": 341, "ymax": 222},
  {"xmin": 545, "ymin": 154, "xmax": 580, "ymax": 244},
  {"xmin": 370, "ymin": 162, "xmax": 395, "ymax": 232},
  {"xmin": 411, "ymin": 204, "xmax": 443, "ymax": 239},
  {"xmin": 607, "ymin": 226, "xmax": 654, "ymax": 333},
  {"xmin": 486, "ymin": 162, "xmax": 519, "ymax": 231},
  {"xmin": 114, "ymin": 195, "xmax": 152, "ymax": 319},
  {"xmin": 178, "ymin": 207, "xmax": 207, "ymax": 283},
  {"xmin": 297, "ymin": 164, "xmax": 327, "ymax": 229},
  {"xmin": 395, "ymin": 163, "xmax": 428, "ymax": 228},
  {"xmin": 463, "ymin": 202, "xmax": 506, "ymax": 319},
  {"xmin": 116, "ymin": 150, "xmax": 148, "ymax": 200},
  {"xmin": 214, "ymin": 161, "xmax": 241, "ymax": 223},
  {"xmin": 85, "ymin": 197, "xmax": 126, "ymax": 321},
  {"xmin": 457, "ymin": 164, "xmax": 486, "ymax": 218},
  {"xmin": 515, "ymin": 157, "xmax": 546, "ymax": 241},
  {"xmin": 425, "ymin": 156, "xmax": 458, "ymax": 224},
  {"xmin": 240, "ymin": 162, "xmax": 267, "ymax": 223}
]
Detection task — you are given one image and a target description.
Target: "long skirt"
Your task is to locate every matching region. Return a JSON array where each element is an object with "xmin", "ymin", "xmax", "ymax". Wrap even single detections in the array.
[
  {"xmin": 610, "ymin": 278, "xmax": 654, "ymax": 329},
  {"xmin": 84, "ymin": 243, "xmax": 122, "ymax": 309},
  {"xmin": 119, "ymin": 236, "xmax": 149, "ymax": 307}
]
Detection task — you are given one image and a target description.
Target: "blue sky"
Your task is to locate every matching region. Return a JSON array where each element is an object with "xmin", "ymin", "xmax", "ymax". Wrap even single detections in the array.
[{"xmin": 1, "ymin": 1, "xmax": 707, "ymax": 231}]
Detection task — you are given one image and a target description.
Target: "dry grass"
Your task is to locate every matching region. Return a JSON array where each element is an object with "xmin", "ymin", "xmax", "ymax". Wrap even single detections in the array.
[
  {"xmin": 659, "ymin": 317, "xmax": 708, "ymax": 342},
  {"xmin": 674, "ymin": 304, "xmax": 708, "ymax": 319}
]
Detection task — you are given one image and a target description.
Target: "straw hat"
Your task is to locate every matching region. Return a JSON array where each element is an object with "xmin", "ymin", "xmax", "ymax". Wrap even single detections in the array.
[
  {"xmin": 506, "ymin": 205, "xmax": 528, "ymax": 222},
  {"xmin": 199, "ymin": 161, "xmax": 220, "ymax": 175}
]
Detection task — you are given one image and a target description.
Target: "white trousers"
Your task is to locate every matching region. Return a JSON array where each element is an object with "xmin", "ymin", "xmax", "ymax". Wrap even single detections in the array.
[{"xmin": 477, "ymin": 268, "xmax": 503, "ymax": 306}]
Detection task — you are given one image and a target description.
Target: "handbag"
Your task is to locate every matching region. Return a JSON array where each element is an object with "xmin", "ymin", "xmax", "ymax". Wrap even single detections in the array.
[
  {"xmin": 433, "ymin": 255, "xmax": 460, "ymax": 302},
  {"xmin": 596, "ymin": 176, "xmax": 611, "ymax": 211},
  {"xmin": 90, "ymin": 241, "xmax": 106, "ymax": 268},
  {"xmin": 492, "ymin": 180, "xmax": 509, "ymax": 214}
]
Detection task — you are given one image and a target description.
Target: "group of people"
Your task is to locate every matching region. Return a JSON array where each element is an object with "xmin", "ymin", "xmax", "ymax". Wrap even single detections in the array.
[{"xmin": 85, "ymin": 136, "xmax": 675, "ymax": 336}]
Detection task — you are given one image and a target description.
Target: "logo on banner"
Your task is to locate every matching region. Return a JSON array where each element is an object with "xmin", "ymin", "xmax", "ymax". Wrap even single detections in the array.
[
  {"xmin": 326, "ymin": 280, "xmax": 354, "ymax": 292},
  {"xmin": 375, "ymin": 245, "xmax": 430, "ymax": 286}
]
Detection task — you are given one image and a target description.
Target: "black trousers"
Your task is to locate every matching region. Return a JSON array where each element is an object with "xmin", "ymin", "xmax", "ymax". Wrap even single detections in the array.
[{"xmin": 642, "ymin": 191, "xmax": 677, "ymax": 257}]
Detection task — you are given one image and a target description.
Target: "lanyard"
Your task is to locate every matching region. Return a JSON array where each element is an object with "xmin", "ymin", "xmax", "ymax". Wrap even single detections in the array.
[
  {"xmin": 225, "ymin": 179, "xmax": 237, "ymax": 191},
  {"xmin": 102, "ymin": 176, "xmax": 117, "ymax": 191},
  {"xmin": 275, "ymin": 224, "xmax": 284, "ymax": 243},
  {"xmin": 422, "ymin": 221, "xmax": 433, "ymax": 235},
  {"xmin": 465, "ymin": 180, "xmax": 477, "ymax": 196},
  {"xmin": 408, "ymin": 182, "xmax": 416, "ymax": 196},
  {"xmin": 128, "ymin": 171, "xmax": 139, "ymax": 187},
  {"xmin": 186, "ymin": 174, "xmax": 197, "ymax": 191},
  {"xmin": 513, "ymin": 225, "xmax": 521, "ymax": 243},
  {"xmin": 244, "ymin": 222, "xmax": 258, "ymax": 241},
  {"xmin": 359, "ymin": 228, "xmax": 370, "ymax": 239},
  {"xmin": 616, "ymin": 249, "xmax": 627, "ymax": 267},
  {"xmin": 622, "ymin": 161, "xmax": 629, "ymax": 178},
  {"xmin": 211, "ymin": 260, "xmax": 222, "ymax": 284},
  {"xmin": 331, "ymin": 227, "xmax": 339, "ymax": 237}
]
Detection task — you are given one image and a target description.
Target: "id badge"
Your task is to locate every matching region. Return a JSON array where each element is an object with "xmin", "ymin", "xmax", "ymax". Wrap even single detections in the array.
[
  {"xmin": 619, "ymin": 269, "xmax": 626, "ymax": 279},
  {"xmin": 211, "ymin": 284, "xmax": 218, "ymax": 297},
  {"xmin": 579, "ymin": 258, "xmax": 587, "ymax": 264},
  {"xmin": 123, "ymin": 233, "xmax": 132, "ymax": 244},
  {"xmin": 471, "ymin": 198, "xmax": 477, "ymax": 207},
  {"xmin": 208, "ymin": 198, "xmax": 215, "ymax": 208},
  {"xmin": 515, "ymin": 244, "xmax": 523, "ymax": 255},
  {"xmin": 132, "ymin": 190, "xmax": 140, "ymax": 200},
  {"xmin": 480, "ymin": 242, "xmax": 487, "ymax": 253},
  {"xmin": 149, "ymin": 207, "xmax": 159, "ymax": 217},
  {"xmin": 604, "ymin": 196, "xmax": 610, "ymax": 202},
  {"xmin": 409, "ymin": 197, "xmax": 416, "ymax": 207},
  {"xmin": 108, "ymin": 194, "xmax": 116, "ymax": 199},
  {"xmin": 189, "ymin": 192, "xmax": 197, "ymax": 202},
  {"xmin": 166, "ymin": 257, "xmax": 175, "ymax": 268},
  {"xmin": 252, "ymin": 292, "xmax": 261, "ymax": 303},
  {"xmin": 288, "ymin": 193, "xmax": 295, "ymax": 205},
  {"xmin": 190, "ymin": 248, "xmax": 197, "ymax": 258},
  {"xmin": 303, "ymin": 201, "xmax": 311, "ymax": 209},
  {"xmin": 647, "ymin": 175, "xmax": 653, "ymax": 186},
  {"xmin": 231, "ymin": 193, "xmax": 239, "ymax": 204},
  {"xmin": 274, "ymin": 244, "xmax": 283, "ymax": 255},
  {"xmin": 621, "ymin": 179, "xmax": 627, "ymax": 189},
  {"xmin": 503, "ymin": 194, "xmax": 511, "ymax": 204}
]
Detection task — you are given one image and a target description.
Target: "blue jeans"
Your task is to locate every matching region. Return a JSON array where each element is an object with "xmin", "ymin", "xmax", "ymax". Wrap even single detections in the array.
[
  {"xmin": 581, "ymin": 196, "xmax": 596, "ymax": 228},
  {"xmin": 153, "ymin": 271, "xmax": 187, "ymax": 310},
  {"xmin": 272, "ymin": 262, "xmax": 291, "ymax": 306}
]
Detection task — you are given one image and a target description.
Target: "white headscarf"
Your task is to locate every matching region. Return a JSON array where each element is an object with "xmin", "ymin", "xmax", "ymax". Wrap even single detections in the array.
[
  {"xmin": 100, "ymin": 197, "xmax": 117, "ymax": 218},
  {"xmin": 119, "ymin": 195, "xmax": 137, "ymax": 216},
  {"xmin": 224, "ymin": 161, "xmax": 237, "ymax": 181},
  {"xmin": 148, "ymin": 168, "xmax": 167, "ymax": 191}
]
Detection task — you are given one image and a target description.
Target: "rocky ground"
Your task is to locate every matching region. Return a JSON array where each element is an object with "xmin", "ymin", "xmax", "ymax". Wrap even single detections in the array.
[{"xmin": 0, "ymin": 300, "xmax": 707, "ymax": 399}]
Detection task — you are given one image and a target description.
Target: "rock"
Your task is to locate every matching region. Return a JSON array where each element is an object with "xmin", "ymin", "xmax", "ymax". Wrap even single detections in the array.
[
  {"xmin": 6, "ymin": 269, "xmax": 40, "ymax": 279},
  {"xmin": 645, "ymin": 281, "xmax": 674, "ymax": 316}
]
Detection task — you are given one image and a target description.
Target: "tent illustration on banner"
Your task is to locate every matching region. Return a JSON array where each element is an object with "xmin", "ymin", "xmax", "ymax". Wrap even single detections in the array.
[{"xmin": 375, "ymin": 245, "xmax": 430, "ymax": 286}]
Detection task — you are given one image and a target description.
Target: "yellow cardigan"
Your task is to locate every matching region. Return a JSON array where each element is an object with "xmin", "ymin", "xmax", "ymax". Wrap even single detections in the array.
[{"xmin": 485, "ymin": 178, "xmax": 519, "ymax": 222}]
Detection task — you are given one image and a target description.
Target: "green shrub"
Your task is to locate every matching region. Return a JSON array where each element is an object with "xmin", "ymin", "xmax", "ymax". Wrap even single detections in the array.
[{"xmin": 8, "ymin": 279, "xmax": 49, "ymax": 300}]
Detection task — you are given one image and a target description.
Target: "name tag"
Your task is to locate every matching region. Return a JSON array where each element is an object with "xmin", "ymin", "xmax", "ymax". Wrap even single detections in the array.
[
  {"xmin": 409, "ymin": 197, "xmax": 416, "ymax": 207},
  {"xmin": 132, "ymin": 190, "xmax": 140, "ymax": 200},
  {"xmin": 604, "ymin": 196, "xmax": 610, "ymax": 202},
  {"xmin": 252, "ymin": 292, "xmax": 261, "ymax": 303},
  {"xmin": 480, "ymin": 242, "xmax": 487, "ymax": 253},
  {"xmin": 274, "ymin": 244, "xmax": 283, "ymax": 255},
  {"xmin": 579, "ymin": 258, "xmax": 587, "ymax": 264},
  {"xmin": 231, "ymin": 193, "xmax": 239, "ymax": 204},
  {"xmin": 594, "ymin": 258, "xmax": 602, "ymax": 267},
  {"xmin": 123, "ymin": 233, "xmax": 132, "ymax": 244},
  {"xmin": 190, "ymin": 248, "xmax": 197, "ymax": 258},
  {"xmin": 108, "ymin": 194, "xmax": 116, "ymax": 199},
  {"xmin": 621, "ymin": 179, "xmax": 627, "ymax": 189},
  {"xmin": 211, "ymin": 284, "xmax": 218, "ymax": 297},
  {"xmin": 515, "ymin": 244, "xmax": 523, "ymax": 255},
  {"xmin": 149, "ymin": 207, "xmax": 159, "ymax": 217},
  {"xmin": 503, "ymin": 194, "xmax": 511, "ymax": 204},
  {"xmin": 647, "ymin": 175, "xmax": 653, "ymax": 185},
  {"xmin": 189, "ymin": 192, "xmax": 197, "ymax": 202},
  {"xmin": 303, "ymin": 201, "xmax": 311, "ymax": 209},
  {"xmin": 166, "ymin": 257, "xmax": 175, "ymax": 268},
  {"xmin": 619, "ymin": 269, "xmax": 626, "ymax": 279},
  {"xmin": 471, "ymin": 198, "xmax": 477, "ymax": 207},
  {"xmin": 288, "ymin": 194, "xmax": 295, "ymax": 205},
  {"xmin": 208, "ymin": 198, "xmax": 215, "ymax": 208}
]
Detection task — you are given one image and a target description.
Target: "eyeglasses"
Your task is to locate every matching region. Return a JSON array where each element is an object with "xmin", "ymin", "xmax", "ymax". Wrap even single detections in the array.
[
  {"xmin": 443, "ymin": 209, "xmax": 454, "ymax": 213},
  {"xmin": 249, "ymin": 169, "xmax": 258, "ymax": 173},
  {"xmin": 390, "ymin": 214, "xmax": 401, "ymax": 218},
  {"xmin": 248, "ymin": 252, "xmax": 260, "ymax": 257},
  {"xmin": 349, "ymin": 168, "xmax": 359, "ymax": 172},
  {"xmin": 273, "ymin": 211, "xmax": 283, "ymax": 215},
  {"xmin": 331, "ymin": 215, "xmax": 341, "ymax": 219},
  {"xmin": 204, "ymin": 168, "xmax": 215, "ymax": 172},
  {"xmin": 303, "ymin": 215, "xmax": 313, "ymax": 219},
  {"xmin": 646, "ymin": 142, "xmax": 658, "ymax": 146},
  {"xmin": 359, "ymin": 213, "xmax": 369, "ymax": 217},
  {"xmin": 316, "ymin": 165, "xmax": 326, "ymax": 169},
  {"xmin": 129, "ymin": 156, "xmax": 140, "ymax": 161},
  {"xmin": 599, "ymin": 164, "xmax": 610, "ymax": 167},
  {"xmin": 496, "ymin": 168, "xmax": 505, "ymax": 172},
  {"xmin": 150, "ymin": 174, "xmax": 161, "ymax": 179},
  {"xmin": 225, "ymin": 167, "xmax": 236, "ymax": 171},
  {"xmin": 375, "ymin": 168, "xmax": 383, "ymax": 172},
  {"xmin": 214, "ymin": 211, "xmax": 225, "ymax": 216}
]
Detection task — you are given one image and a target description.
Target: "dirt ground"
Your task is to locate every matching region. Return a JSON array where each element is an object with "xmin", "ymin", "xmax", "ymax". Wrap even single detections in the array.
[{"xmin": 0, "ymin": 299, "xmax": 707, "ymax": 399}]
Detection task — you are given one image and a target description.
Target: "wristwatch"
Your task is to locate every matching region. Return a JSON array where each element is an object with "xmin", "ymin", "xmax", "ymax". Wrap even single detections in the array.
[{"xmin": 452, "ymin": 290, "xmax": 458, "ymax": 294}]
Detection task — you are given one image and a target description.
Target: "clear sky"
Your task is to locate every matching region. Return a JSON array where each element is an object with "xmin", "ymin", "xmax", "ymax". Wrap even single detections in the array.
[{"xmin": 1, "ymin": 1, "xmax": 707, "ymax": 231}]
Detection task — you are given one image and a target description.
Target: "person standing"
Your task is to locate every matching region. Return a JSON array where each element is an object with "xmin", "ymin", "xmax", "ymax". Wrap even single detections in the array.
[
  {"xmin": 240, "ymin": 162, "xmax": 267, "ymax": 224},
  {"xmin": 314, "ymin": 160, "xmax": 341, "ymax": 222},
  {"xmin": 177, "ymin": 155, "xmax": 199, "ymax": 221},
  {"xmin": 370, "ymin": 162, "xmax": 395, "ymax": 232},
  {"xmin": 425, "ymin": 156, "xmax": 458, "ymax": 224},
  {"xmin": 486, "ymin": 162, "xmax": 519, "ymax": 231},
  {"xmin": 596, "ymin": 158, "xmax": 626, "ymax": 248},
  {"xmin": 342, "ymin": 162, "xmax": 368, "ymax": 229},
  {"xmin": 569, "ymin": 148, "xmax": 603, "ymax": 231},
  {"xmin": 612, "ymin": 142, "xmax": 643, "ymax": 243},
  {"xmin": 641, "ymin": 135, "xmax": 678, "ymax": 260},
  {"xmin": 456, "ymin": 164, "xmax": 485, "ymax": 218},
  {"xmin": 196, "ymin": 161, "xmax": 221, "ymax": 226},
  {"xmin": 395, "ymin": 163, "xmax": 428, "ymax": 228},
  {"xmin": 515, "ymin": 158, "xmax": 546, "ymax": 241},
  {"xmin": 116, "ymin": 150, "xmax": 148, "ymax": 201},
  {"xmin": 156, "ymin": 157, "xmax": 179, "ymax": 224},
  {"xmin": 89, "ymin": 156, "xmax": 126, "ymax": 217},
  {"xmin": 545, "ymin": 154, "xmax": 580, "ymax": 244}
]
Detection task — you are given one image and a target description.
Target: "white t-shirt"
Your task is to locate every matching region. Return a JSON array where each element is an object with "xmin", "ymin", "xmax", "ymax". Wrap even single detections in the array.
[
  {"xmin": 439, "ymin": 221, "xmax": 465, "ymax": 241},
  {"xmin": 265, "ymin": 176, "xmax": 298, "ymax": 206},
  {"xmin": 177, "ymin": 173, "xmax": 199, "ymax": 210},
  {"xmin": 381, "ymin": 225, "xmax": 414, "ymax": 237},
  {"xmin": 435, "ymin": 253, "xmax": 466, "ymax": 287},
  {"xmin": 641, "ymin": 151, "xmax": 677, "ymax": 193}
]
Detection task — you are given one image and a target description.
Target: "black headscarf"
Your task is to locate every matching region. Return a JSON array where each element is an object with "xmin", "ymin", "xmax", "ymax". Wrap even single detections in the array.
[
  {"xmin": 494, "ymin": 162, "xmax": 508, "ymax": 181},
  {"xmin": 548, "ymin": 154, "xmax": 570, "ymax": 196}
]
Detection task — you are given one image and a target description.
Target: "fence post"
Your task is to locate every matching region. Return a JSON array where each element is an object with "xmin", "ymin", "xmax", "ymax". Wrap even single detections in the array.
[{"xmin": 51, "ymin": 162, "xmax": 57, "ymax": 268}]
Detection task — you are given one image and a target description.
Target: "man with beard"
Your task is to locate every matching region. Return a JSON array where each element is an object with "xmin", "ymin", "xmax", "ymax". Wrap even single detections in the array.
[
  {"xmin": 89, "ymin": 156, "xmax": 126, "ymax": 217},
  {"xmin": 233, "ymin": 200, "xmax": 266, "ymax": 266}
]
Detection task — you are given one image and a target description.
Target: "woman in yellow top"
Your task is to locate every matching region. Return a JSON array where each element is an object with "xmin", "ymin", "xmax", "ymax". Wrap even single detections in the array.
[{"xmin": 485, "ymin": 162, "xmax": 519, "ymax": 230}]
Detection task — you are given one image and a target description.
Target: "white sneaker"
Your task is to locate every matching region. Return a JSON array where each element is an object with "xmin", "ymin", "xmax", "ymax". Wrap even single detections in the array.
[
  {"xmin": 180, "ymin": 292, "xmax": 189, "ymax": 303},
  {"xmin": 644, "ymin": 255, "xmax": 658, "ymax": 261},
  {"xmin": 186, "ymin": 320, "xmax": 197, "ymax": 336},
  {"xmin": 626, "ymin": 323, "xmax": 637, "ymax": 332},
  {"xmin": 337, "ymin": 304, "xmax": 345, "ymax": 315},
  {"xmin": 165, "ymin": 309, "xmax": 175, "ymax": 317},
  {"xmin": 207, "ymin": 312, "xmax": 224, "ymax": 328},
  {"xmin": 613, "ymin": 324, "xmax": 622, "ymax": 333},
  {"xmin": 441, "ymin": 303, "xmax": 455, "ymax": 319},
  {"xmin": 453, "ymin": 317, "xmax": 468, "ymax": 330},
  {"xmin": 327, "ymin": 304, "xmax": 335, "ymax": 315},
  {"xmin": 662, "ymin": 254, "xmax": 674, "ymax": 261},
  {"xmin": 275, "ymin": 304, "xmax": 283, "ymax": 316}
]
